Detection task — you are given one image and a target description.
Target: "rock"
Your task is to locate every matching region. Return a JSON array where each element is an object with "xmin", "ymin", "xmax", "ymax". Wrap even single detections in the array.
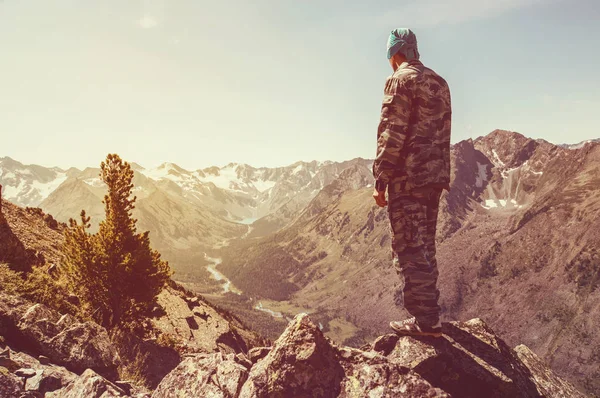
[
  {"xmin": 247, "ymin": 347, "xmax": 271, "ymax": 364},
  {"xmin": 383, "ymin": 318, "xmax": 583, "ymax": 398},
  {"xmin": 38, "ymin": 355, "xmax": 50, "ymax": 365},
  {"xmin": 192, "ymin": 308, "xmax": 209, "ymax": 320},
  {"xmin": 152, "ymin": 288, "xmax": 248, "ymax": 355},
  {"xmin": 240, "ymin": 313, "xmax": 345, "ymax": 397},
  {"xmin": 239, "ymin": 313, "xmax": 445, "ymax": 398},
  {"xmin": 15, "ymin": 367, "xmax": 37, "ymax": 379},
  {"xmin": 337, "ymin": 345, "xmax": 448, "ymax": 397},
  {"xmin": 0, "ymin": 293, "xmax": 120, "ymax": 378},
  {"xmin": 0, "ymin": 347, "xmax": 9, "ymax": 358},
  {"xmin": 371, "ymin": 333, "xmax": 400, "ymax": 356},
  {"xmin": 0, "ymin": 370, "xmax": 25, "ymax": 398},
  {"xmin": 0, "ymin": 348, "xmax": 20, "ymax": 372},
  {"xmin": 0, "ymin": 356, "xmax": 19, "ymax": 372},
  {"xmin": 514, "ymin": 344, "xmax": 586, "ymax": 398},
  {"xmin": 152, "ymin": 353, "xmax": 248, "ymax": 398},
  {"xmin": 234, "ymin": 353, "xmax": 253, "ymax": 370},
  {"xmin": 114, "ymin": 380, "xmax": 133, "ymax": 394},
  {"xmin": 46, "ymin": 369, "xmax": 127, "ymax": 398},
  {"xmin": 10, "ymin": 348, "xmax": 78, "ymax": 394},
  {"xmin": 25, "ymin": 368, "xmax": 73, "ymax": 394},
  {"xmin": 185, "ymin": 296, "xmax": 200, "ymax": 308}
]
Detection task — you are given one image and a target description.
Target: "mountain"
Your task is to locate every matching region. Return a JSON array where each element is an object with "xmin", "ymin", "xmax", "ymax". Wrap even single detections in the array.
[
  {"xmin": 216, "ymin": 130, "xmax": 600, "ymax": 395},
  {"xmin": 0, "ymin": 157, "xmax": 372, "ymax": 281},
  {"xmin": 3, "ymin": 130, "xmax": 599, "ymax": 395},
  {"xmin": 0, "ymin": 157, "xmax": 75, "ymax": 208},
  {"xmin": 1, "ymin": 164, "xmax": 583, "ymax": 398}
]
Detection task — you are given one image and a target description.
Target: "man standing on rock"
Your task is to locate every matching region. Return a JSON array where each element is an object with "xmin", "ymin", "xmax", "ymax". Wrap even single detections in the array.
[{"xmin": 372, "ymin": 28, "xmax": 452, "ymax": 337}]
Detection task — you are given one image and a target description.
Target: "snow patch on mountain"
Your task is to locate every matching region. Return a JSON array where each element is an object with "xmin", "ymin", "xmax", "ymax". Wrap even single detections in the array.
[
  {"xmin": 491, "ymin": 149, "xmax": 505, "ymax": 167},
  {"xmin": 481, "ymin": 198, "xmax": 522, "ymax": 210},
  {"xmin": 0, "ymin": 161, "xmax": 68, "ymax": 205},
  {"xmin": 32, "ymin": 174, "xmax": 68, "ymax": 199},
  {"xmin": 83, "ymin": 178, "xmax": 104, "ymax": 188}
]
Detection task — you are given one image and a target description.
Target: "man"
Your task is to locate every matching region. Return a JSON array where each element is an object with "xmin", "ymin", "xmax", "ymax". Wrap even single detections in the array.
[{"xmin": 372, "ymin": 28, "xmax": 452, "ymax": 337}]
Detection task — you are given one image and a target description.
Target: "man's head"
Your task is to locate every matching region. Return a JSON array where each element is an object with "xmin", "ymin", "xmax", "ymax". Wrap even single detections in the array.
[{"xmin": 387, "ymin": 28, "xmax": 419, "ymax": 71}]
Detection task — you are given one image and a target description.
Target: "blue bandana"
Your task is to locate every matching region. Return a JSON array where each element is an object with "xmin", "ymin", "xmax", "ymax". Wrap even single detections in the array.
[{"xmin": 387, "ymin": 28, "xmax": 420, "ymax": 60}]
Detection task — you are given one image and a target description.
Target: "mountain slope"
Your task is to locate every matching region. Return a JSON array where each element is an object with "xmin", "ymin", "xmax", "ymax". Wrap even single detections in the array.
[{"xmin": 217, "ymin": 131, "xmax": 600, "ymax": 395}]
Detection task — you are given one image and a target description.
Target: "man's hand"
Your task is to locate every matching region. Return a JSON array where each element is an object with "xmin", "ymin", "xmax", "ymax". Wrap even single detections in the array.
[{"xmin": 373, "ymin": 188, "xmax": 388, "ymax": 207}]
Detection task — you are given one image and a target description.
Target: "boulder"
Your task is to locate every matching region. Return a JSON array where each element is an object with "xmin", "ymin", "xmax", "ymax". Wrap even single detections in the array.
[
  {"xmin": 239, "ymin": 313, "xmax": 345, "ymax": 398},
  {"xmin": 10, "ymin": 347, "xmax": 78, "ymax": 394},
  {"xmin": 379, "ymin": 318, "xmax": 585, "ymax": 398},
  {"xmin": 239, "ymin": 313, "xmax": 445, "ymax": 398},
  {"xmin": 152, "ymin": 353, "xmax": 248, "ymax": 398},
  {"xmin": 46, "ymin": 369, "xmax": 127, "ymax": 398},
  {"xmin": 0, "ymin": 293, "xmax": 120, "ymax": 378},
  {"xmin": 336, "ymin": 346, "xmax": 448, "ymax": 397}
]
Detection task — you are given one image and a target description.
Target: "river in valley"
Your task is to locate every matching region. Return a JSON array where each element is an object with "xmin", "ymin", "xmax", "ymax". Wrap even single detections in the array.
[
  {"xmin": 204, "ymin": 253, "xmax": 242, "ymax": 295},
  {"xmin": 204, "ymin": 253, "xmax": 303, "ymax": 323}
]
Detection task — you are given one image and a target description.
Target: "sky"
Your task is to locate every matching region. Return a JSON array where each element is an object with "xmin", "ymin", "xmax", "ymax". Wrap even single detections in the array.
[{"xmin": 1, "ymin": 0, "xmax": 599, "ymax": 170}]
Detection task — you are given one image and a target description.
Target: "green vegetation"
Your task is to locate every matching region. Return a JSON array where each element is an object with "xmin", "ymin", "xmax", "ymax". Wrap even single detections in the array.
[
  {"xmin": 220, "ymin": 244, "xmax": 301, "ymax": 300},
  {"xmin": 324, "ymin": 318, "xmax": 360, "ymax": 344},
  {"xmin": 0, "ymin": 263, "xmax": 76, "ymax": 315},
  {"xmin": 62, "ymin": 154, "xmax": 172, "ymax": 328}
]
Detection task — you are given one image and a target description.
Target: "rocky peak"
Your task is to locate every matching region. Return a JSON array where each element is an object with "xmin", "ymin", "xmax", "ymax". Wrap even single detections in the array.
[
  {"xmin": 152, "ymin": 313, "xmax": 583, "ymax": 397},
  {"xmin": 474, "ymin": 130, "xmax": 556, "ymax": 171}
]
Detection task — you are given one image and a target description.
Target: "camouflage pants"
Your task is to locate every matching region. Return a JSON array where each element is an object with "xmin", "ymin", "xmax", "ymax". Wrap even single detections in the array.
[{"xmin": 387, "ymin": 180, "xmax": 442, "ymax": 326}]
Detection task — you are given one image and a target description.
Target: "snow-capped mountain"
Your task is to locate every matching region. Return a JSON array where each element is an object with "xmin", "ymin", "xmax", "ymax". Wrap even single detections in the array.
[
  {"xmin": 1, "ymin": 157, "xmax": 372, "ymax": 226},
  {"xmin": 0, "ymin": 156, "xmax": 373, "ymax": 270},
  {"xmin": 0, "ymin": 157, "xmax": 74, "ymax": 207},
  {"xmin": 136, "ymin": 160, "xmax": 350, "ymax": 224}
]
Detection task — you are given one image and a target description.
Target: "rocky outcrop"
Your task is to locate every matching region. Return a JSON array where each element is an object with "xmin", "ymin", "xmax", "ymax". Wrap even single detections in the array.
[
  {"xmin": 514, "ymin": 345, "xmax": 586, "ymax": 398},
  {"xmin": 45, "ymin": 369, "xmax": 129, "ymax": 398},
  {"xmin": 152, "ymin": 353, "xmax": 249, "ymax": 398},
  {"xmin": 0, "ymin": 305, "xmax": 586, "ymax": 397},
  {"xmin": 154, "ymin": 314, "xmax": 583, "ymax": 397},
  {"xmin": 151, "ymin": 286, "xmax": 249, "ymax": 355},
  {"xmin": 239, "ymin": 313, "xmax": 348, "ymax": 397},
  {"xmin": 0, "ymin": 344, "xmax": 152, "ymax": 398},
  {"xmin": 371, "ymin": 318, "xmax": 586, "ymax": 398},
  {"xmin": 0, "ymin": 292, "xmax": 120, "ymax": 378},
  {"xmin": 0, "ymin": 346, "xmax": 76, "ymax": 395}
]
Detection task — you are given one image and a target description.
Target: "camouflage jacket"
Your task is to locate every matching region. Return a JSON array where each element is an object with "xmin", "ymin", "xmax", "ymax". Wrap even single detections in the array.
[{"xmin": 372, "ymin": 60, "xmax": 452, "ymax": 191}]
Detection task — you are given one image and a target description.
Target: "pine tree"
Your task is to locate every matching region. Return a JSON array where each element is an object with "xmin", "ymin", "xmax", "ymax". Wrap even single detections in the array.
[
  {"xmin": 63, "ymin": 210, "xmax": 110, "ymax": 321},
  {"xmin": 63, "ymin": 154, "xmax": 171, "ymax": 328}
]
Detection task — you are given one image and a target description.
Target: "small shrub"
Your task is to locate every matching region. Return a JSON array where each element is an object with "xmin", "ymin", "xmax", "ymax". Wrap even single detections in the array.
[{"xmin": 0, "ymin": 263, "xmax": 25, "ymax": 295}]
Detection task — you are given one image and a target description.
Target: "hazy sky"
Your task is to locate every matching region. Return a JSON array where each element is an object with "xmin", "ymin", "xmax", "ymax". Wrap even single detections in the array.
[{"xmin": 1, "ymin": 0, "xmax": 599, "ymax": 170}]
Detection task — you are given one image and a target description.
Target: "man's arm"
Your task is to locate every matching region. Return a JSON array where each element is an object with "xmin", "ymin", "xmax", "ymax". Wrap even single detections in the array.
[{"xmin": 372, "ymin": 76, "xmax": 414, "ymax": 192}]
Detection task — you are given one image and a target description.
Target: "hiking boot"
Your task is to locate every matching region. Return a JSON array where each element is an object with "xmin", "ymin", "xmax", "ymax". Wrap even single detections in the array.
[{"xmin": 390, "ymin": 317, "xmax": 442, "ymax": 337}]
